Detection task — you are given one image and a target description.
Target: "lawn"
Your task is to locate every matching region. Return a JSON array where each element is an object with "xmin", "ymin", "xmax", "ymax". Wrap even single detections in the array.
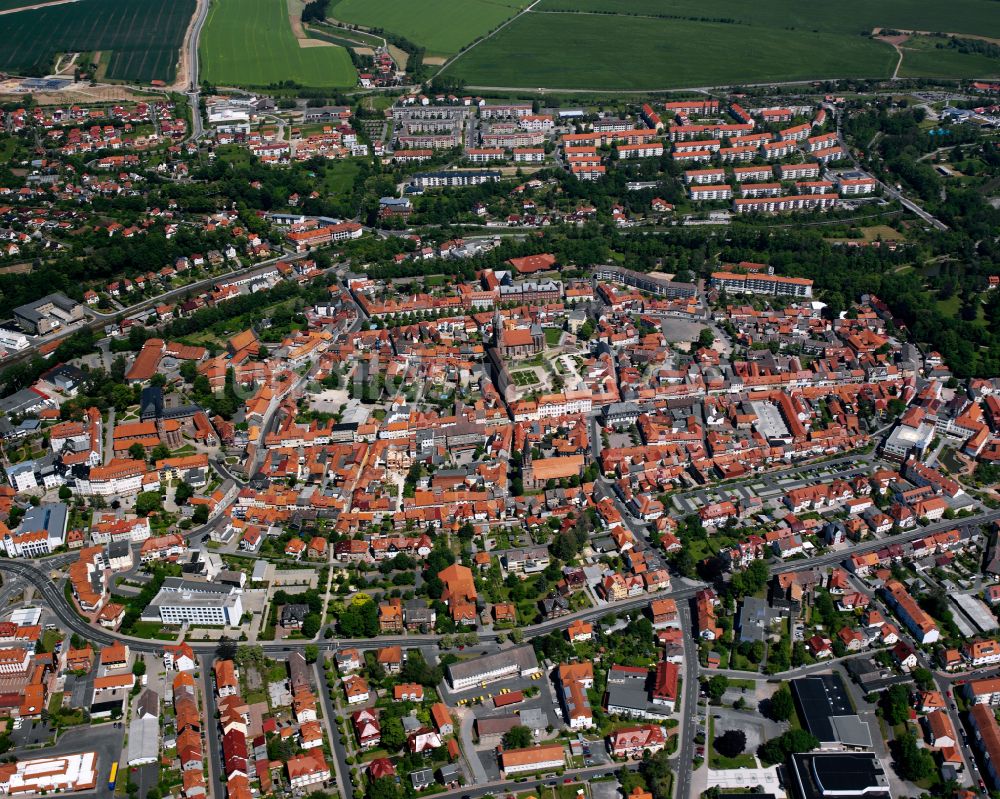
[
  {"xmin": 936, "ymin": 294, "xmax": 961, "ymax": 317},
  {"xmin": 321, "ymin": 158, "xmax": 363, "ymax": 195},
  {"xmin": 329, "ymin": 0, "xmax": 530, "ymax": 55},
  {"xmin": 445, "ymin": 13, "xmax": 898, "ymax": 90},
  {"xmin": 0, "ymin": 0, "xmax": 194, "ymax": 81},
  {"xmin": 201, "ymin": 0, "xmax": 356, "ymax": 87},
  {"xmin": 898, "ymin": 35, "xmax": 1000, "ymax": 79},
  {"xmin": 544, "ymin": 327, "xmax": 563, "ymax": 347},
  {"xmin": 708, "ymin": 715, "xmax": 758, "ymax": 770}
]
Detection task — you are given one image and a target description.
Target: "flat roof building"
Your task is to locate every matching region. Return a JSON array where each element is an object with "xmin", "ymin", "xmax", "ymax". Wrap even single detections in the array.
[
  {"xmin": 0, "ymin": 751, "xmax": 98, "ymax": 794},
  {"xmin": 791, "ymin": 673, "xmax": 873, "ymax": 749},
  {"xmin": 142, "ymin": 577, "xmax": 243, "ymax": 627},
  {"xmin": 13, "ymin": 292, "xmax": 84, "ymax": 335},
  {"xmin": 446, "ymin": 644, "xmax": 539, "ymax": 690},
  {"xmin": 788, "ymin": 752, "xmax": 890, "ymax": 799}
]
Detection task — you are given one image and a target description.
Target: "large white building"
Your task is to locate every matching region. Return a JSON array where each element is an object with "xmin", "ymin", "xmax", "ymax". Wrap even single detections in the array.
[
  {"xmin": 0, "ymin": 328, "xmax": 30, "ymax": 352},
  {"xmin": 73, "ymin": 459, "xmax": 158, "ymax": 496},
  {"xmin": 2, "ymin": 503, "xmax": 68, "ymax": 557},
  {"xmin": 710, "ymin": 270, "xmax": 814, "ymax": 299},
  {"xmin": 0, "ymin": 751, "xmax": 98, "ymax": 794},
  {"xmin": 143, "ymin": 578, "xmax": 244, "ymax": 626},
  {"xmin": 446, "ymin": 645, "xmax": 540, "ymax": 691}
]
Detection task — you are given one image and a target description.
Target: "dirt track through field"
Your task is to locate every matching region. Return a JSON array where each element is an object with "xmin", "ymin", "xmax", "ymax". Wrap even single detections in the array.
[
  {"xmin": 288, "ymin": 0, "xmax": 333, "ymax": 47},
  {"xmin": 0, "ymin": 0, "xmax": 77, "ymax": 15}
]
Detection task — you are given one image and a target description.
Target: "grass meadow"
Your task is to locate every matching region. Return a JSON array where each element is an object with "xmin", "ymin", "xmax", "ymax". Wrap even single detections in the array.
[
  {"xmin": 897, "ymin": 35, "xmax": 1000, "ymax": 79},
  {"xmin": 201, "ymin": 0, "xmax": 356, "ymax": 87},
  {"xmin": 329, "ymin": 0, "xmax": 530, "ymax": 55}
]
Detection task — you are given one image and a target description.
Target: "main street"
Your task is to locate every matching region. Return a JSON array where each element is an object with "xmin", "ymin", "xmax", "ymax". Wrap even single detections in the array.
[
  {"xmin": 183, "ymin": 0, "xmax": 211, "ymax": 140},
  {"xmin": 9, "ymin": 506, "xmax": 1000, "ymax": 658},
  {"xmin": 0, "ymin": 249, "xmax": 307, "ymax": 371},
  {"xmin": 835, "ymin": 107, "xmax": 948, "ymax": 232},
  {"xmin": 674, "ymin": 602, "xmax": 700, "ymax": 799}
]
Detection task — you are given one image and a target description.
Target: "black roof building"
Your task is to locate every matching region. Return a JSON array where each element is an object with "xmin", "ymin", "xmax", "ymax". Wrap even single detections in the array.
[
  {"xmin": 788, "ymin": 752, "xmax": 890, "ymax": 799},
  {"xmin": 791, "ymin": 673, "xmax": 872, "ymax": 749}
]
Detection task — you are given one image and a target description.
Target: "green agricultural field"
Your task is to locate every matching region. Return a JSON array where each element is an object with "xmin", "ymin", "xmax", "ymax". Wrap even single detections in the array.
[
  {"xmin": 534, "ymin": 0, "xmax": 1000, "ymax": 39},
  {"xmin": 898, "ymin": 36, "xmax": 1000, "ymax": 80},
  {"xmin": 0, "ymin": 0, "xmax": 194, "ymax": 82},
  {"xmin": 201, "ymin": 0, "xmax": 356, "ymax": 88},
  {"xmin": 329, "ymin": 0, "xmax": 529, "ymax": 56},
  {"xmin": 445, "ymin": 13, "xmax": 898, "ymax": 90}
]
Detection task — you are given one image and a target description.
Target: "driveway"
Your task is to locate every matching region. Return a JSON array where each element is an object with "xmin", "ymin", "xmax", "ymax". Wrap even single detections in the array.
[{"xmin": 456, "ymin": 706, "xmax": 491, "ymax": 785}]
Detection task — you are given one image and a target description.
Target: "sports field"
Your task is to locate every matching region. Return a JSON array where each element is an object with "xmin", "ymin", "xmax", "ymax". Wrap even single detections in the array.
[
  {"xmin": 445, "ymin": 13, "xmax": 898, "ymax": 90},
  {"xmin": 329, "ymin": 0, "xmax": 529, "ymax": 55},
  {"xmin": 201, "ymin": 0, "xmax": 356, "ymax": 88},
  {"xmin": 0, "ymin": 0, "xmax": 193, "ymax": 82}
]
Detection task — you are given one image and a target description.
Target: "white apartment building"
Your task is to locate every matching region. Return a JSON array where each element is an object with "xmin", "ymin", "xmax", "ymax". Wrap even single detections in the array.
[
  {"xmin": 0, "ymin": 328, "xmax": 30, "ymax": 351},
  {"xmin": 0, "ymin": 648, "xmax": 32, "ymax": 675},
  {"xmin": 689, "ymin": 184, "xmax": 733, "ymax": 201}
]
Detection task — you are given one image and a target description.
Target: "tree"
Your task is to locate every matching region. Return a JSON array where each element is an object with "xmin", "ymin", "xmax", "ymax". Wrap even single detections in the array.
[
  {"xmin": 401, "ymin": 651, "xmax": 443, "ymax": 686},
  {"xmin": 128, "ymin": 442, "xmax": 147, "ymax": 462},
  {"xmin": 713, "ymin": 729, "xmax": 746, "ymax": 759},
  {"xmin": 302, "ymin": 613, "xmax": 321, "ymax": 638},
  {"xmin": 58, "ymin": 485, "xmax": 72, "ymax": 500},
  {"xmin": 697, "ymin": 328, "xmax": 715, "ymax": 349},
  {"xmin": 134, "ymin": 491, "xmax": 162, "ymax": 517},
  {"xmin": 338, "ymin": 600, "xmax": 379, "ymax": 637},
  {"xmin": 304, "ymin": 644, "xmax": 319, "ymax": 663},
  {"xmin": 502, "ymin": 725, "xmax": 533, "ymax": 749},
  {"xmin": 893, "ymin": 732, "xmax": 935, "ymax": 781},
  {"xmin": 729, "ymin": 559, "xmax": 769, "ymax": 598},
  {"xmin": 912, "ymin": 667, "xmax": 934, "ymax": 691},
  {"xmin": 192, "ymin": 504, "xmax": 209, "ymax": 524},
  {"xmin": 132, "ymin": 660, "xmax": 147, "ymax": 677},
  {"xmin": 768, "ymin": 684, "xmax": 794, "ymax": 722},
  {"xmin": 216, "ymin": 637, "xmax": 238, "ymax": 661},
  {"xmin": 638, "ymin": 749, "xmax": 674, "ymax": 799},
  {"xmin": 175, "ymin": 481, "xmax": 195, "ymax": 505},
  {"xmin": 758, "ymin": 729, "xmax": 820, "ymax": 765},
  {"xmin": 367, "ymin": 777, "xmax": 402, "ymax": 799},
  {"xmin": 379, "ymin": 716, "xmax": 406, "ymax": 752},
  {"xmin": 882, "ymin": 684, "xmax": 910, "ymax": 726},
  {"xmin": 706, "ymin": 675, "xmax": 729, "ymax": 703},
  {"xmin": 151, "ymin": 444, "xmax": 171, "ymax": 462}
]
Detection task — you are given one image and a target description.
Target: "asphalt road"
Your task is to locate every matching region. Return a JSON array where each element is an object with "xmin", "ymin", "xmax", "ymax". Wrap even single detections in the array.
[
  {"xmin": 675, "ymin": 603, "xmax": 700, "ymax": 799},
  {"xmin": 835, "ymin": 107, "xmax": 947, "ymax": 232},
  {"xmin": 199, "ymin": 654, "xmax": 224, "ymax": 799},
  {"xmin": 10, "ymin": 506, "xmax": 1000, "ymax": 656},
  {"xmin": 317, "ymin": 653, "xmax": 354, "ymax": 799},
  {"xmin": 184, "ymin": 0, "xmax": 210, "ymax": 139},
  {"xmin": 0, "ymin": 249, "xmax": 306, "ymax": 370}
]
